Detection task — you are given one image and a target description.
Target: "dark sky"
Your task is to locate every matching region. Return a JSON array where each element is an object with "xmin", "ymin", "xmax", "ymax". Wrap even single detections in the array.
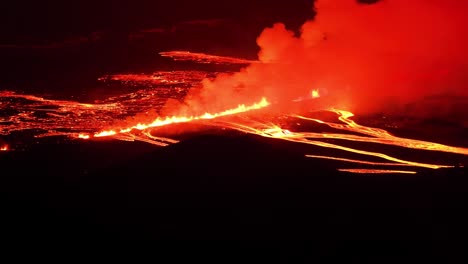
[
  {"xmin": 0, "ymin": 0, "xmax": 378, "ymax": 97},
  {"xmin": 0, "ymin": 1, "xmax": 314, "ymax": 93},
  {"xmin": 1, "ymin": 0, "xmax": 314, "ymax": 40}
]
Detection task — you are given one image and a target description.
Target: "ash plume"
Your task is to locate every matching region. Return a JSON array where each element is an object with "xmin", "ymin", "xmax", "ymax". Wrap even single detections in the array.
[{"xmin": 177, "ymin": 0, "xmax": 468, "ymax": 117}]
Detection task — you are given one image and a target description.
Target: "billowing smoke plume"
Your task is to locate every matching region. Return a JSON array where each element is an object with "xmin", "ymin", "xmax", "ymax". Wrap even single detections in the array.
[{"xmin": 179, "ymin": 0, "xmax": 468, "ymax": 116}]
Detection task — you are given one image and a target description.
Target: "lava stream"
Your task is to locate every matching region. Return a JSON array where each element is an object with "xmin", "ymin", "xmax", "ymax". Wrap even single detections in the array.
[
  {"xmin": 218, "ymin": 121, "xmax": 455, "ymax": 169},
  {"xmin": 159, "ymin": 51, "xmax": 258, "ymax": 65},
  {"xmin": 338, "ymin": 169, "xmax": 418, "ymax": 175},
  {"xmin": 1, "ymin": 49, "xmax": 467, "ymax": 174},
  {"xmin": 89, "ymin": 97, "xmax": 270, "ymax": 138},
  {"xmin": 304, "ymin": 155, "xmax": 414, "ymax": 167},
  {"xmin": 293, "ymin": 111, "xmax": 468, "ymax": 156}
]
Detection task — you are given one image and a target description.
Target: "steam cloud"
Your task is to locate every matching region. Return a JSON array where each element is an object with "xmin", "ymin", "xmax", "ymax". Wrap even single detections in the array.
[{"xmin": 178, "ymin": 0, "xmax": 468, "ymax": 116}]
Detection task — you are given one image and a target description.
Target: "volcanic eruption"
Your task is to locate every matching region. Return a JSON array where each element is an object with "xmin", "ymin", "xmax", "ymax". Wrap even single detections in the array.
[
  {"xmin": 1, "ymin": 0, "xmax": 467, "ymax": 174},
  {"xmin": 177, "ymin": 0, "xmax": 468, "ymax": 116}
]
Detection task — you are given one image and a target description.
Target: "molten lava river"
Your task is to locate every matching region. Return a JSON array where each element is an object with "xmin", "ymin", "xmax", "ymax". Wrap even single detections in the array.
[{"xmin": 1, "ymin": 51, "xmax": 467, "ymax": 174}]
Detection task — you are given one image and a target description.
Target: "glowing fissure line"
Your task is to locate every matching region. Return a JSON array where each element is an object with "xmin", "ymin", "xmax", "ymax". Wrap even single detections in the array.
[
  {"xmin": 305, "ymin": 155, "xmax": 414, "ymax": 166},
  {"xmin": 121, "ymin": 135, "xmax": 170, "ymax": 147},
  {"xmin": 294, "ymin": 112, "xmax": 468, "ymax": 156},
  {"xmin": 300, "ymin": 131, "xmax": 468, "ymax": 155},
  {"xmin": 92, "ymin": 97, "xmax": 269, "ymax": 138},
  {"xmin": 219, "ymin": 122, "xmax": 453, "ymax": 169},
  {"xmin": 141, "ymin": 131, "xmax": 180, "ymax": 144},
  {"xmin": 338, "ymin": 169, "xmax": 417, "ymax": 174},
  {"xmin": 0, "ymin": 91, "xmax": 117, "ymax": 110},
  {"xmin": 159, "ymin": 51, "xmax": 258, "ymax": 65},
  {"xmin": 137, "ymin": 131, "xmax": 180, "ymax": 146},
  {"xmin": 3, "ymin": 87, "xmax": 465, "ymax": 172},
  {"xmin": 288, "ymin": 137, "xmax": 451, "ymax": 169}
]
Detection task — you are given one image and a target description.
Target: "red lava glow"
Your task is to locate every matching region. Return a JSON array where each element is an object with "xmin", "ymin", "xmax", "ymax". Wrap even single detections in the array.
[
  {"xmin": 305, "ymin": 155, "xmax": 415, "ymax": 167},
  {"xmin": 293, "ymin": 110, "xmax": 468, "ymax": 156},
  {"xmin": 1, "ymin": 0, "xmax": 468, "ymax": 174},
  {"xmin": 215, "ymin": 114, "xmax": 465, "ymax": 170},
  {"xmin": 338, "ymin": 169, "xmax": 417, "ymax": 175},
  {"xmin": 98, "ymin": 71, "xmax": 219, "ymax": 87},
  {"xmin": 0, "ymin": 145, "xmax": 8, "ymax": 151},
  {"xmin": 159, "ymin": 51, "xmax": 258, "ymax": 65},
  {"xmin": 177, "ymin": 0, "xmax": 468, "ymax": 115},
  {"xmin": 89, "ymin": 97, "xmax": 269, "ymax": 139},
  {"xmin": 311, "ymin": 89, "xmax": 320, "ymax": 99},
  {"xmin": 1, "ymin": 50, "xmax": 467, "ymax": 174},
  {"xmin": 1, "ymin": 82, "xmax": 467, "ymax": 173}
]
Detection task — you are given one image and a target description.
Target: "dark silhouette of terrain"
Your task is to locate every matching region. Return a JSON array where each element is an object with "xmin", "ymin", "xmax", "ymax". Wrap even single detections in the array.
[{"xmin": 0, "ymin": 132, "xmax": 466, "ymax": 258}]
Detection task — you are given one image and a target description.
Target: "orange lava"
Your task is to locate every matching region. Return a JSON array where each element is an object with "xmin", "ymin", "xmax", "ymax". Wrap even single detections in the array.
[
  {"xmin": 305, "ymin": 155, "xmax": 413, "ymax": 167},
  {"xmin": 78, "ymin": 134, "xmax": 90, "ymax": 139},
  {"xmin": 98, "ymin": 71, "xmax": 218, "ymax": 86},
  {"xmin": 311, "ymin": 89, "xmax": 320, "ymax": 99},
  {"xmin": 2, "ymin": 85, "xmax": 467, "ymax": 173},
  {"xmin": 86, "ymin": 97, "xmax": 269, "ymax": 139},
  {"xmin": 1, "ymin": 49, "xmax": 467, "ymax": 174},
  {"xmin": 338, "ymin": 169, "xmax": 417, "ymax": 175},
  {"xmin": 215, "ymin": 109, "xmax": 467, "ymax": 170},
  {"xmin": 159, "ymin": 51, "xmax": 258, "ymax": 65},
  {"xmin": 294, "ymin": 110, "xmax": 468, "ymax": 156}
]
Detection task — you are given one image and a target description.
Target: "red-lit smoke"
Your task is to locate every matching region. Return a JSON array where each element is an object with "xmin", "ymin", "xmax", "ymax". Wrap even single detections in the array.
[{"xmin": 180, "ymin": 0, "xmax": 468, "ymax": 116}]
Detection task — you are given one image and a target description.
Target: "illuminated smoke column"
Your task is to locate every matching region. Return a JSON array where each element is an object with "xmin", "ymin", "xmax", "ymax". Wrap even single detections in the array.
[
  {"xmin": 181, "ymin": 0, "xmax": 468, "ymax": 115},
  {"xmin": 1, "ymin": 0, "xmax": 468, "ymax": 174}
]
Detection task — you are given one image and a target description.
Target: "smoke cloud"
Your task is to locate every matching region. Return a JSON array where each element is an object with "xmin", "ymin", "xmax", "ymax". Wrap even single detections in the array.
[{"xmin": 179, "ymin": 0, "xmax": 468, "ymax": 116}]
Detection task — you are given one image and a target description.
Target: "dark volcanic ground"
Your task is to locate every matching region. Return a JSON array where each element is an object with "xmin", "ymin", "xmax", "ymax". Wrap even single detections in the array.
[
  {"xmin": 1, "ymin": 2, "xmax": 467, "ymax": 259},
  {"xmin": 0, "ymin": 131, "xmax": 466, "ymax": 250}
]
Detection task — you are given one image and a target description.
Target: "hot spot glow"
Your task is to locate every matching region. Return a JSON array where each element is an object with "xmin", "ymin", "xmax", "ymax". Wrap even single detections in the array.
[
  {"xmin": 94, "ymin": 130, "xmax": 118, "ymax": 138},
  {"xmin": 311, "ymin": 89, "xmax": 320, "ymax": 99},
  {"xmin": 78, "ymin": 134, "xmax": 90, "ymax": 139},
  {"xmin": 87, "ymin": 97, "xmax": 270, "ymax": 138},
  {"xmin": 1, "ymin": 145, "xmax": 8, "ymax": 151}
]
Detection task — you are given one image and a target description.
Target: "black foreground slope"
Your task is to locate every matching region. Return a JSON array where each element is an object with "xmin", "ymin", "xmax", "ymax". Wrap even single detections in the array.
[{"xmin": 0, "ymin": 133, "xmax": 467, "ymax": 243}]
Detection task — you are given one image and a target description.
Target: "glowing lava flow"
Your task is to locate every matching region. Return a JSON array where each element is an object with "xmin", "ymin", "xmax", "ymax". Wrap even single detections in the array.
[
  {"xmin": 219, "ymin": 122, "xmax": 453, "ymax": 169},
  {"xmin": 1, "ymin": 50, "xmax": 467, "ymax": 175},
  {"xmin": 90, "ymin": 98, "xmax": 270, "ymax": 138},
  {"xmin": 215, "ymin": 109, "xmax": 468, "ymax": 172},
  {"xmin": 293, "ymin": 110, "xmax": 468, "ymax": 156},
  {"xmin": 0, "ymin": 91, "xmax": 112, "ymax": 110},
  {"xmin": 159, "ymin": 51, "xmax": 258, "ymax": 65},
  {"xmin": 304, "ymin": 155, "xmax": 414, "ymax": 167},
  {"xmin": 311, "ymin": 89, "xmax": 320, "ymax": 99},
  {"xmin": 78, "ymin": 134, "xmax": 90, "ymax": 139},
  {"xmin": 338, "ymin": 169, "xmax": 417, "ymax": 175},
  {"xmin": 1, "ymin": 86, "xmax": 467, "ymax": 174}
]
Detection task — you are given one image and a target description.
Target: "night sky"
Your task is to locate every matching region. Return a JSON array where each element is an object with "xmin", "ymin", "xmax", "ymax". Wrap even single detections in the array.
[
  {"xmin": 0, "ymin": 1, "xmax": 383, "ymax": 97},
  {"xmin": 0, "ymin": 0, "xmax": 317, "ymax": 96},
  {"xmin": 1, "ymin": 1, "xmax": 314, "ymax": 37}
]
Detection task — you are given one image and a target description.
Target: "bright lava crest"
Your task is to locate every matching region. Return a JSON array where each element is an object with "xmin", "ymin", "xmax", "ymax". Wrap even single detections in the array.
[{"xmin": 1, "ymin": 51, "xmax": 467, "ymax": 174}]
